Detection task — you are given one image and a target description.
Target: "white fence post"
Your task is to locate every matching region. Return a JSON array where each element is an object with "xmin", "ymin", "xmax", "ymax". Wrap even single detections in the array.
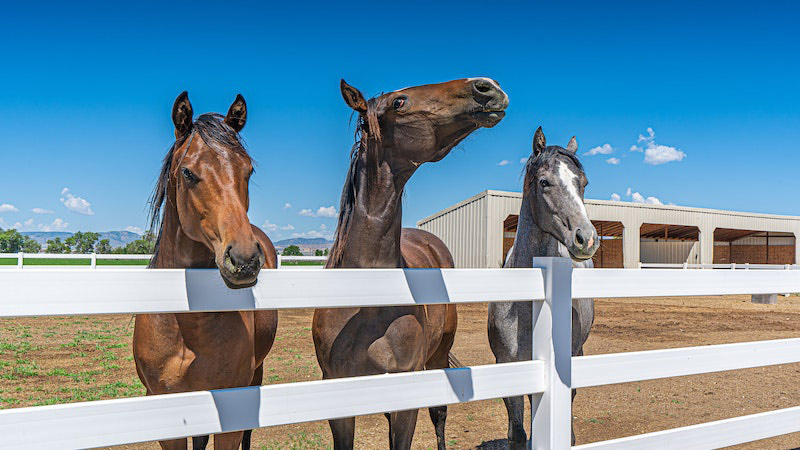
[
  {"xmin": 17, "ymin": 252, "xmax": 24, "ymax": 269},
  {"xmin": 90, "ymin": 253, "xmax": 97, "ymax": 269},
  {"xmin": 531, "ymin": 257, "xmax": 573, "ymax": 449},
  {"xmin": 276, "ymin": 254, "xmax": 282, "ymax": 269}
]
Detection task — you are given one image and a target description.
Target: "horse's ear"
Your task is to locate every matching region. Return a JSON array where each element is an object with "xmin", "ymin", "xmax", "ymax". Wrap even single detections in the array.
[
  {"xmin": 566, "ymin": 136, "xmax": 578, "ymax": 153},
  {"xmin": 225, "ymin": 94, "xmax": 247, "ymax": 132},
  {"xmin": 532, "ymin": 126, "xmax": 546, "ymax": 156},
  {"xmin": 172, "ymin": 91, "xmax": 193, "ymax": 137},
  {"xmin": 340, "ymin": 79, "xmax": 367, "ymax": 113}
]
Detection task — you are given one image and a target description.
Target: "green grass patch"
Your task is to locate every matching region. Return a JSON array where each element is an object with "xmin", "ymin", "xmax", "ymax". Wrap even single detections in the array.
[
  {"xmin": 280, "ymin": 260, "xmax": 325, "ymax": 266},
  {"xmin": 261, "ymin": 431, "xmax": 330, "ymax": 450},
  {"xmin": 0, "ymin": 258, "xmax": 149, "ymax": 266}
]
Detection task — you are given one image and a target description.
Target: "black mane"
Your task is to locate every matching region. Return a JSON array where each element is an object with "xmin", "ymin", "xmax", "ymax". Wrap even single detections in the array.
[
  {"xmin": 147, "ymin": 113, "xmax": 251, "ymax": 267},
  {"xmin": 328, "ymin": 96, "xmax": 383, "ymax": 266},
  {"xmin": 523, "ymin": 145, "xmax": 584, "ymax": 188}
]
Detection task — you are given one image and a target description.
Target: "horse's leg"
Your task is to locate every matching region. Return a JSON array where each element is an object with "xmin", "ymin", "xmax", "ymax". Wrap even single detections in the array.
[
  {"xmin": 212, "ymin": 431, "xmax": 244, "ymax": 450},
  {"xmin": 388, "ymin": 409, "xmax": 419, "ymax": 450},
  {"xmin": 425, "ymin": 341, "xmax": 452, "ymax": 450},
  {"xmin": 191, "ymin": 435, "xmax": 209, "ymax": 450},
  {"xmin": 328, "ymin": 417, "xmax": 355, "ymax": 450},
  {"xmin": 240, "ymin": 362, "xmax": 264, "ymax": 450},
  {"xmin": 158, "ymin": 438, "xmax": 188, "ymax": 450},
  {"xmin": 502, "ymin": 396, "xmax": 527, "ymax": 450}
]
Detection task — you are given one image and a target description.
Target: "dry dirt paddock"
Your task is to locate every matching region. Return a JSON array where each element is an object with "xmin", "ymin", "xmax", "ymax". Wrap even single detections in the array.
[{"xmin": 1, "ymin": 295, "xmax": 800, "ymax": 449}]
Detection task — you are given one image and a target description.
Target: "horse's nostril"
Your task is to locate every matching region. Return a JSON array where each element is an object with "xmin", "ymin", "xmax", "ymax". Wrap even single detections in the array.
[
  {"xmin": 575, "ymin": 229, "xmax": 585, "ymax": 246},
  {"xmin": 474, "ymin": 81, "xmax": 492, "ymax": 93}
]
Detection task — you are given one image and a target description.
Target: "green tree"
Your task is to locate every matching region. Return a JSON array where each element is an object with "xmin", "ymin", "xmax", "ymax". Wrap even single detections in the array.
[
  {"xmin": 45, "ymin": 237, "xmax": 70, "ymax": 254},
  {"xmin": 314, "ymin": 249, "xmax": 323, "ymax": 256},
  {"xmin": 95, "ymin": 239, "xmax": 112, "ymax": 254},
  {"xmin": 0, "ymin": 228, "xmax": 24, "ymax": 252},
  {"xmin": 0, "ymin": 228, "xmax": 40, "ymax": 253},
  {"xmin": 65, "ymin": 231, "xmax": 100, "ymax": 254},
  {"xmin": 22, "ymin": 238, "xmax": 41, "ymax": 253},
  {"xmin": 122, "ymin": 231, "xmax": 156, "ymax": 254},
  {"xmin": 282, "ymin": 245, "xmax": 302, "ymax": 256},
  {"xmin": 323, "ymin": 248, "xmax": 329, "ymax": 256}
]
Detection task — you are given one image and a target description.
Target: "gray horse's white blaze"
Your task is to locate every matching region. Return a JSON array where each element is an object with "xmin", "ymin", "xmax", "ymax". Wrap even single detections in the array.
[{"xmin": 488, "ymin": 127, "xmax": 599, "ymax": 448}]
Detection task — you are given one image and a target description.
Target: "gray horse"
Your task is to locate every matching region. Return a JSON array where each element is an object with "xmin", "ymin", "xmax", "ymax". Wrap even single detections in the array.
[{"xmin": 488, "ymin": 127, "xmax": 600, "ymax": 449}]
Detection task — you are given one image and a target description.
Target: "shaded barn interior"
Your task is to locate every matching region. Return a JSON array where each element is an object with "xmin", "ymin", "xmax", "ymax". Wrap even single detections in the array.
[
  {"xmin": 713, "ymin": 229, "xmax": 795, "ymax": 264},
  {"xmin": 502, "ymin": 218, "xmax": 796, "ymax": 267}
]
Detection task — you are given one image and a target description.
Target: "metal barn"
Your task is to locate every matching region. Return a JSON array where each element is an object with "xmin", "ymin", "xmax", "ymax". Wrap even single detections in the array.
[{"xmin": 416, "ymin": 190, "xmax": 800, "ymax": 269}]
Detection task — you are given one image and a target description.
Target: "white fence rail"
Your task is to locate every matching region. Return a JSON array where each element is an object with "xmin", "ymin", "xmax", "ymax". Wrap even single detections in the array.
[
  {"xmin": 1, "ymin": 261, "xmax": 800, "ymax": 448},
  {"xmin": 0, "ymin": 253, "xmax": 326, "ymax": 269},
  {"xmin": 641, "ymin": 262, "xmax": 798, "ymax": 270}
]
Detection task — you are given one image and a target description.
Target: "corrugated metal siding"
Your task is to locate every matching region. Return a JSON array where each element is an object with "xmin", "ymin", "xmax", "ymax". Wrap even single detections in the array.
[
  {"xmin": 640, "ymin": 240, "xmax": 697, "ymax": 264},
  {"xmin": 486, "ymin": 191, "xmax": 523, "ymax": 268},
  {"xmin": 417, "ymin": 192, "xmax": 487, "ymax": 268}
]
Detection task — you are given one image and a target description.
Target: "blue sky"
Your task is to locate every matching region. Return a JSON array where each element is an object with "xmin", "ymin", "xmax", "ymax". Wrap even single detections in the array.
[{"xmin": 0, "ymin": 1, "xmax": 798, "ymax": 241}]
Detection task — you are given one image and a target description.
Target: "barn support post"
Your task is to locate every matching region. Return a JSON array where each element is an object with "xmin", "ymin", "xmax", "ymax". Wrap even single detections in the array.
[
  {"xmin": 622, "ymin": 220, "xmax": 642, "ymax": 269},
  {"xmin": 531, "ymin": 257, "xmax": 573, "ymax": 449},
  {"xmin": 699, "ymin": 225, "xmax": 715, "ymax": 266}
]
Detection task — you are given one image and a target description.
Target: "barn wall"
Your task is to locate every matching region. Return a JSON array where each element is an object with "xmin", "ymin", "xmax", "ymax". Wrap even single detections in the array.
[
  {"xmin": 592, "ymin": 238, "xmax": 623, "ymax": 268},
  {"xmin": 417, "ymin": 192, "xmax": 488, "ymax": 268},
  {"xmin": 640, "ymin": 240, "xmax": 697, "ymax": 264}
]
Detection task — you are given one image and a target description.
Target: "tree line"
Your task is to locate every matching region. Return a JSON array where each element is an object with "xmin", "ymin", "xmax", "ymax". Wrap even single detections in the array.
[{"xmin": 0, "ymin": 228, "xmax": 156, "ymax": 254}]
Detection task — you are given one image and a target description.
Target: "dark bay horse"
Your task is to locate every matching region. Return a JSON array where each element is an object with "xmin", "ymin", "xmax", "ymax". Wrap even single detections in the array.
[
  {"xmin": 313, "ymin": 78, "xmax": 508, "ymax": 450},
  {"xmin": 488, "ymin": 127, "xmax": 599, "ymax": 448},
  {"xmin": 133, "ymin": 92, "xmax": 278, "ymax": 450}
]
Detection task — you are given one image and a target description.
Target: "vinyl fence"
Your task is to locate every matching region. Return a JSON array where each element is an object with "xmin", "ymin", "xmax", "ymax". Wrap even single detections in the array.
[{"xmin": 1, "ymin": 258, "xmax": 799, "ymax": 449}]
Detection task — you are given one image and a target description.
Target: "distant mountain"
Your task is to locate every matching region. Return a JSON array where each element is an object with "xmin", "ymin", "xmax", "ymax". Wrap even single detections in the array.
[
  {"xmin": 273, "ymin": 237, "xmax": 333, "ymax": 247},
  {"xmin": 21, "ymin": 231, "xmax": 143, "ymax": 248}
]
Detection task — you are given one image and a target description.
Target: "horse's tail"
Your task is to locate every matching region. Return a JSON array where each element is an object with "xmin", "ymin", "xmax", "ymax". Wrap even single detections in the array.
[{"xmin": 447, "ymin": 351, "xmax": 464, "ymax": 368}]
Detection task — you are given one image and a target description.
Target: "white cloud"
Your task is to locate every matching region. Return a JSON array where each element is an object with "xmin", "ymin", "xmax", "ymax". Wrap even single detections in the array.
[
  {"xmin": 626, "ymin": 187, "xmax": 632, "ymax": 196},
  {"xmin": 262, "ymin": 219, "xmax": 279, "ymax": 232},
  {"xmin": 0, "ymin": 203, "xmax": 19, "ymax": 213},
  {"xmin": 291, "ymin": 224, "xmax": 334, "ymax": 240},
  {"xmin": 584, "ymin": 144, "xmax": 614, "ymax": 156},
  {"xmin": 520, "ymin": 157, "xmax": 528, "ymax": 164},
  {"xmin": 283, "ymin": 202, "xmax": 292, "ymax": 209},
  {"xmin": 124, "ymin": 226, "xmax": 144, "ymax": 235},
  {"xmin": 281, "ymin": 224, "xmax": 295, "ymax": 231},
  {"xmin": 629, "ymin": 191, "xmax": 663, "ymax": 205},
  {"xmin": 32, "ymin": 208, "xmax": 53, "ymax": 214},
  {"xmin": 644, "ymin": 145, "xmax": 686, "ymax": 165},
  {"xmin": 38, "ymin": 218, "xmax": 69, "ymax": 232},
  {"xmin": 606, "ymin": 157, "xmax": 620, "ymax": 165},
  {"xmin": 316, "ymin": 206, "xmax": 337, "ymax": 218},
  {"xmin": 298, "ymin": 206, "xmax": 338, "ymax": 218},
  {"xmin": 60, "ymin": 188, "xmax": 94, "ymax": 215},
  {"xmin": 629, "ymin": 128, "xmax": 685, "ymax": 165},
  {"xmin": 497, "ymin": 160, "xmax": 511, "ymax": 166},
  {"xmin": 610, "ymin": 193, "xmax": 621, "ymax": 202}
]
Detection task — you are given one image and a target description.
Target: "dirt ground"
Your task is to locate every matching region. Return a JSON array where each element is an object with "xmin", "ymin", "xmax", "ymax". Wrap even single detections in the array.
[{"xmin": 2, "ymin": 295, "xmax": 800, "ymax": 449}]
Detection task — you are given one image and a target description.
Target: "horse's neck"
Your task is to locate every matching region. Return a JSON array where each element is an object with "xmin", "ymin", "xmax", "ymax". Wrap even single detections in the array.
[
  {"xmin": 507, "ymin": 193, "xmax": 566, "ymax": 268},
  {"xmin": 151, "ymin": 195, "xmax": 215, "ymax": 270},
  {"xmin": 330, "ymin": 149, "xmax": 411, "ymax": 268}
]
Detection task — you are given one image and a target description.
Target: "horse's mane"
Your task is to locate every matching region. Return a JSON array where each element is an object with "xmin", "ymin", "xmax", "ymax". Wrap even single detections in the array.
[
  {"xmin": 147, "ymin": 113, "xmax": 251, "ymax": 267},
  {"xmin": 328, "ymin": 96, "xmax": 384, "ymax": 267},
  {"xmin": 523, "ymin": 145, "xmax": 585, "ymax": 190}
]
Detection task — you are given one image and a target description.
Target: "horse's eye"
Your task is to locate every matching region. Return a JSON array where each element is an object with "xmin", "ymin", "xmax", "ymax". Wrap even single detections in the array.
[
  {"xmin": 393, "ymin": 97, "xmax": 407, "ymax": 110},
  {"xmin": 539, "ymin": 179, "xmax": 551, "ymax": 188},
  {"xmin": 181, "ymin": 168, "xmax": 195, "ymax": 182}
]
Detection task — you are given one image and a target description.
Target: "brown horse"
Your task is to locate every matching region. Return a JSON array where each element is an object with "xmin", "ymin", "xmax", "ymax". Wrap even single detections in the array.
[
  {"xmin": 133, "ymin": 92, "xmax": 278, "ymax": 450},
  {"xmin": 313, "ymin": 78, "xmax": 508, "ymax": 449}
]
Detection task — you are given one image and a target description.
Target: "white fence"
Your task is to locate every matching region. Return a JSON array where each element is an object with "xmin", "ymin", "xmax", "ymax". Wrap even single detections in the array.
[
  {"xmin": 1, "ymin": 260, "xmax": 800, "ymax": 448},
  {"xmin": 0, "ymin": 253, "xmax": 326, "ymax": 269},
  {"xmin": 641, "ymin": 262, "xmax": 799, "ymax": 270}
]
